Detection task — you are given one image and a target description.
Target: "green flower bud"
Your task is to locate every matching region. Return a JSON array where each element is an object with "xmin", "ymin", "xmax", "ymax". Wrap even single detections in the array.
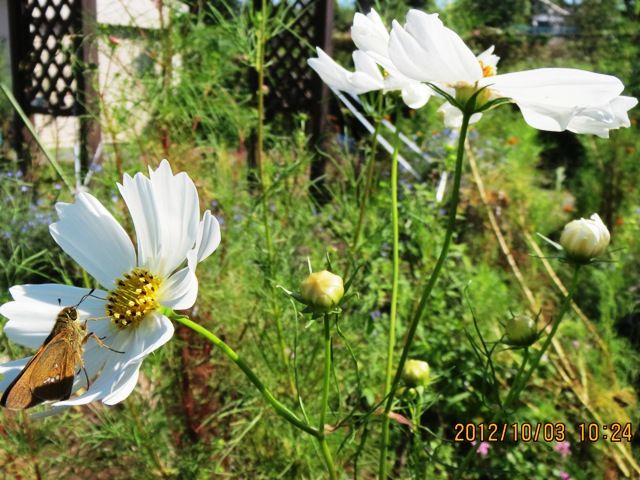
[
  {"xmin": 454, "ymin": 83, "xmax": 493, "ymax": 111},
  {"xmin": 402, "ymin": 359, "xmax": 430, "ymax": 387},
  {"xmin": 505, "ymin": 314, "xmax": 537, "ymax": 347},
  {"xmin": 300, "ymin": 270, "xmax": 344, "ymax": 310},
  {"xmin": 559, "ymin": 213, "xmax": 610, "ymax": 263}
]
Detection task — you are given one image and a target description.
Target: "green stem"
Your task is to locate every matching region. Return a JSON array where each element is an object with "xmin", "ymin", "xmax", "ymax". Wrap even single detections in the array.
[
  {"xmin": 504, "ymin": 266, "xmax": 581, "ymax": 409},
  {"xmin": 254, "ymin": 1, "xmax": 291, "ymax": 390},
  {"xmin": 454, "ymin": 266, "xmax": 581, "ymax": 478},
  {"xmin": 0, "ymin": 83, "xmax": 74, "ymax": 193},
  {"xmin": 255, "ymin": 0, "xmax": 272, "ymax": 263},
  {"xmin": 349, "ymin": 93, "xmax": 384, "ymax": 263},
  {"xmin": 319, "ymin": 314, "xmax": 332, "ymax": 431},
  {"xmin": 171, "ymin": 312, "xmax": 318, "ymax": 437},
  {"xmin": 378, "ymin": 111, "xmax": 472, "ymax": 479},
  {"xmin": 318, "ymin": 314, "xmax": 338, "ymax": 480},
  {"xmin": 378, "ymin": 114, "xmax": 402, "ymax": 479}
]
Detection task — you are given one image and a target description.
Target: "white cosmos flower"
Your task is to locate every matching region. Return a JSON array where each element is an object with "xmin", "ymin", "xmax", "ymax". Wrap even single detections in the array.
[
  {"xmin": 308, "ymin": 9, "xmax": 431, "ymax": 109},
  {"xmin": 0, "ymin": 160, "xmax": 221, "ymax": 407},
  {"xmin": 388, "ymin": 9, "xmax": 637, "ymax": 135}
]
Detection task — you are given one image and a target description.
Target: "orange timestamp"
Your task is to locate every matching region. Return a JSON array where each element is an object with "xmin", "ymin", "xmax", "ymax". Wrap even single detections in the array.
[{"xmin": 453, "ymin": 422, "xmax": 634, "ymax": 443}]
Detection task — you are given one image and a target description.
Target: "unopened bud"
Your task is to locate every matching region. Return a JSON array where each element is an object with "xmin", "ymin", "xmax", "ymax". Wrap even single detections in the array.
[
  {"xmin": 300, "ymin": 270, "xmax": 344, "ymax": 310},
  {"xmin": 402, "ymin": 359, "xmax": 430, "ymax": 387},
  {"xmin": 559, "ymin": 213, "xmax": 610, "ymax": 263},
  {"xmin": 505, "ymin": 314, "xmax": 537, "ymax": 347}
]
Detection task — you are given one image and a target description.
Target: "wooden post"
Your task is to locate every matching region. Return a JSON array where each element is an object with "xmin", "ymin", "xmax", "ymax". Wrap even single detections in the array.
[
  {"xmin": 79, "ymin": 0, "xmax": 101, "ymax": 177},
  {"xmin": 7, "ymin": 0, "xmax": 30, "ymax": 174},
  {"xmin": 308, "ymin": 0, "xmax": 334, "ymax": 204}
]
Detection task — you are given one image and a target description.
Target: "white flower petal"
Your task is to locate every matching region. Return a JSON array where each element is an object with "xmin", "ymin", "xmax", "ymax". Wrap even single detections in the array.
[
  {"xmin": 352, "ymin": 50, "xmax": 384, "ymax": 84},
  {"xmin": 102, "ymin": 361, "xmax": 142, "ymax": 405},
  {"xmin": 308, "ymin": 48, "xmax": 358, "ymax": 94},
  {"xmin": 515, "ymin": 101, "xmax": 578, "ymax": 131},
  {"xmin": 482, "ymin": 67, "xmax": 628, "ymax": 132},
  {"xmin": 403, "ymin": 10, "xmax": 481, "ymax": 83},
  {"xmin": 119, "ymin": 159, "xmax": 200, "ymax": 278},
  {"xmin": 1, "ymin": 284, "xmax": 107, "ymax": 348},
  {"xmin": 400, "ymin": 82, "xmax": 432, "ymax": 109},
  {"xmin": 124, "ymin": 312, "xmax": 174, "ymax": 366},
  {"xmin": 438, "ymin": 103, "xmax": 482, "ymax": 127},
  {"xmin": 191, "ymin": 210, "xmax": 221, "ymax": 264},
  {"xmin": 351, "ymin": 8, "xmax": 389, "ymax": 58},
  {"xmin": 477, "ymin": 46, "xmax": 499, "ymax": 69},
  {"xmin": 0, "ymin": 357, "xmax": 30, "ymax": 391},
  {"xmin": 568, "ymin": 95, "xmax": 638, "ymax": 137},
  {"xmin": 388, "ymin": 21, "xmax": 435, "ymax": 82},
  {"xmin": 50, "ymin": 193, "xmax": 136, "ymax": 288},
  {"xmin": 158, "ymin": 266, "xmax": 198, "ymax": 310},
  {"xmin": 487, "ymin": 68, "xmax": 624, "ymax": 107}
]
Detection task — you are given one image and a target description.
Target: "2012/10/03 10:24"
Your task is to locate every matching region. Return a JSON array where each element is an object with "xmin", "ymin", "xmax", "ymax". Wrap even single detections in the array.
[{"xmin": 453, "ymin": 422, "xmax": 634, "ymax": 443}]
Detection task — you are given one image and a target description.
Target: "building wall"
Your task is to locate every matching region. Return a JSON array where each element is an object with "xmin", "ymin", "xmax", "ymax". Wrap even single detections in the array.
[{"xmin": 4, "ymin": 0, "xmax": 179, "ymax": 153}]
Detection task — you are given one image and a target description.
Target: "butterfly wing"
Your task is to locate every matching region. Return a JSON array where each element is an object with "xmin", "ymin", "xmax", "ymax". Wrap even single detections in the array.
[
  {"xmin": 0, "ymin": 345, "xmax": 49, "ymax": 410},
  {"xmin": 28, "ymin": 336, "xmax": 79, "ymax": 402}
]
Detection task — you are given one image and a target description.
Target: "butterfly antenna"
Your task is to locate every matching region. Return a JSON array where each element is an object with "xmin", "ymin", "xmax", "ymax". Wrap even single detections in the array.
[{"xmin": 76, "ymin": 288, "xmax": 97, "ymax": 307}]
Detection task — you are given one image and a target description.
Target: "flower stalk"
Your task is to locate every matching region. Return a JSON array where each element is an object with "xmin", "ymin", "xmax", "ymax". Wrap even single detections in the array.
[
  {"xmin": 169, "ymin": 310, "xmax": 318, "ymax": 437},
  {"xmin": 350, "ymin": 92, "xmax": 384, "ymax": 257},
  {"xmin": 504, "ymin": 266, "xmax": 581, "ymax": 409},
  {"xmin": 379, "ymin": 112, "xmax": 402, "ymax": 478},
  {"xmin": 318, "ymin": 313, "xmax": 337, "ymax": 480},
  {"xmin": 378, "ymin": 108, "xmax": 472, "ymax": 479}
]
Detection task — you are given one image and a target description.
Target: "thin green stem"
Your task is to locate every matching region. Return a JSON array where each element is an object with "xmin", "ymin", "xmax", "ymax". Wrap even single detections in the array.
[
  {"xmin": 255, "ymin": 0, "xmax": 272, "ymax": 260},
  {"xmin": 254, "ymin": 2, "xmax": 290, "ymax": 391},
  {"xmin": 378, "ymin": 115, "xmax": 402, "ymax": 479},
  {"xmin": 170, "ymin": 312, "xmax": 318, "ymax": 437},
  {"xmin": 454, "ymin": 266, "xmax": 581, "ymax": 478},
  {"xmin": 318, "ymin": 314, "xmax": 337, "ymax": 480},
  {"xmin": 0, "ymin": 83, "xmax": 74, "ymax": 193},
  {"xmin": 320, "ymin": 437, "xmax": 337, "ymax": 480},
  {"xmin": 348, "ymin": 93, "xmax": 384, "ymax": 263},
  {"xmin": 319, "ymin": 314, "xmax": 332, "ymax": 430},
  {"xmin": 378, "ymin": 111, "xmax": 472, "ymax": 479}
]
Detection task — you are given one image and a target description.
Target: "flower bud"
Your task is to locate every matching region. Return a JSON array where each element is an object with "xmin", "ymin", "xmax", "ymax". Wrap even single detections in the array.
[
  {"xmin": 300, "ymin": 270, "xmax": 344, "ymax": 310},
  {"xmin": 505, "ymin": 314, "xmax": 537, "ymax": 347},
  {"xmin": 559, "ymin": 213, "xmax": 610, "ymax": 262},
  {"xmin": 402, "ymin": 359, "xmax": 430, "ymax": 387}
]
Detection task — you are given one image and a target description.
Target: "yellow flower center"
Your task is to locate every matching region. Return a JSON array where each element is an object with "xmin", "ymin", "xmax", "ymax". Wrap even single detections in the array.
[
  {"xmin": 106, "ymin": 268, "xmax": 161, "ymax": 329},
  {"xmin": 480, "ymin": 60, "xmax": 496, "ymax": 78}
]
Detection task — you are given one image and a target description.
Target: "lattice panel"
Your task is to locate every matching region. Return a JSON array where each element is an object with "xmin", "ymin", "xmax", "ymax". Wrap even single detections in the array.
[
  {"xmin": 263, "ymin": 0, "xmax": 321, "ymax": 116},
  {"xmin": 12, "ymin": 0, "xmax": 84, "ymax": 116}
]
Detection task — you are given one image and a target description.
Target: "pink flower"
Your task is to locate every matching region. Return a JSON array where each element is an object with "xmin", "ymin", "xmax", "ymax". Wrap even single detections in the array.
[
  {"xmin": 476, "ymin": 441, "xmax": 490, "ymax": 457},
  {"xmin": 554, "ymin": 441, "xmax": 571, "ymax": 458},
  {"xmin": 559, "ymin": 471, "xmax": 571, "ymax": 480}
]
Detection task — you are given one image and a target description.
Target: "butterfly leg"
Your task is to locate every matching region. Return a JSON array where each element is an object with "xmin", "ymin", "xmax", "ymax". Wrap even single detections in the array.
[{"xmin": 83, "ymin": 332, "xmax": 125, "ymax": 354}]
